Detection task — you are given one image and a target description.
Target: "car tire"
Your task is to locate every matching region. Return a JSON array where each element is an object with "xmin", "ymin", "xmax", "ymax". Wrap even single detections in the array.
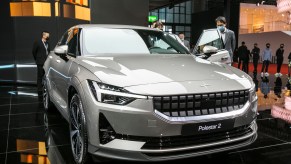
[
  {"xmin": 43, "ymin": 79, "xmax": 54, "ymax": 111},
  {"xmin": 69, "ymin": 93, "xmax": 89, "ymax": 164}
]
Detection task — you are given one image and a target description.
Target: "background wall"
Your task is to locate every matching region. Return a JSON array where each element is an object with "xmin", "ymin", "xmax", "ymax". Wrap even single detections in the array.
[
  {"xmin": 13, "ymin": 17, "xmax": 88, "ymax": 84},
  {"xmin": 0, "ymin": 1, "xmax": 16, "ymax": 83},
  {"xmin": 239, "ymin": 31, "xmax": 291, "ymax": 64},
  {"xmin": 90, "ymin": 0, "xmax": 149, "ymax": 26},
  {"xmin": 0, "ymin": 0, "xmax": 149, "ymax": 84}
]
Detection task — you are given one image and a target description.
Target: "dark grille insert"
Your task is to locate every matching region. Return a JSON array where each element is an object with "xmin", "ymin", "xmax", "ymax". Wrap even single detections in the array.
[
  {"xmin": 114, "ymin": 124, "xmax": 253, "ymax": 150},
  {"xmin": 153, "ymin": 90, "xmax": 249, "ymax": 117}
]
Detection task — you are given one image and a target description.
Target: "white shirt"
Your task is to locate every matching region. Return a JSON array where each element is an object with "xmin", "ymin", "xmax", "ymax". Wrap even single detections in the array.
[{"xmin": 218, "ymin": 28, "xmax": 228, "ymax": 44}]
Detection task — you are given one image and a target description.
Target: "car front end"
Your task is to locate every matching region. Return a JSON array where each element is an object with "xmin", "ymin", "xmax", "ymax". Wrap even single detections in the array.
[
  {"xmin": 54, "ymin": 25, "xmax": 258, "ymax": 162},
  {"xmin": 77, "ymin": 59, "xmax": 258, "ymax": 161}
]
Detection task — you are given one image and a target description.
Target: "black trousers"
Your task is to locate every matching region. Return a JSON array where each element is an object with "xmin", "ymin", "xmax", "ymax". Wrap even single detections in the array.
[
  {"xmin": 261, "ymin": 60, "xmax": 270, "ymax": 72},
  {"xmin": 253, "ymin": 59, "xmax": 258, "ymax": 72},
  {"xmin": 238, "ymin": 58, "xmax": 243, "ymax": 70},
  {"xmin": 37, "ymin": 64, "xmax": 44, "ymax": 91},
  {"xmin": 242, "ymin": 60, "xmax": 249, "ymax": 73},
  {"xmin": 277, "ymin": 59, "xmax": 283, "ymax": 73}
]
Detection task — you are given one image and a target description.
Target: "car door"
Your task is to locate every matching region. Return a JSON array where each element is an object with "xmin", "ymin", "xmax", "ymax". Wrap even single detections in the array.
[
  {"xmin": 53, "ymin": 28, "xmax": 79, "ymax": 110},
  {"xmin": 193, "ymin": 29, "xmax": 231, "ymax": 64},
  {"xmin": 46, "ymin": 31, "xmax": 69, "ymax": 104}
]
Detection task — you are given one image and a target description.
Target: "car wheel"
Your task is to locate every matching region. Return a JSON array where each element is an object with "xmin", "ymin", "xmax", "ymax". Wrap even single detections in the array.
[
  {"xmin": 69, "ymin": 94, "xmax": 89, "ymax": 164},
  {"xmin": 43, "ymin": 79, "xmax": 53, "ymax": 111}
]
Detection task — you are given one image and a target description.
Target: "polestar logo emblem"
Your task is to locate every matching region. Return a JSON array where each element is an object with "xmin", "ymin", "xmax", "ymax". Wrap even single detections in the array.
[{"xmin": 200, "ymin": 83, "xmax": 211, "ymax": 89}]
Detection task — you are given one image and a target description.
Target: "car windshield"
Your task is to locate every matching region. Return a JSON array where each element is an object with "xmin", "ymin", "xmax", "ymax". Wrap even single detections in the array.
[{"xmin": 83, "ymin": 28, "xmax": 190, "ymax": 55}]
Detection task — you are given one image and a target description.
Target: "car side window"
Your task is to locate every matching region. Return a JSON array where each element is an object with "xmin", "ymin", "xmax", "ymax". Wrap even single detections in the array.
[
  {"xmin": 194, "ymin": 30, "xmax": 224, "ymax": 54},
  {"xmin": 67, "ymin": 28, "xmax": 80, "ymax": 56},
  {"xmin": 57, "ymin": 32, "xmax": 69, "ymax": 46}
]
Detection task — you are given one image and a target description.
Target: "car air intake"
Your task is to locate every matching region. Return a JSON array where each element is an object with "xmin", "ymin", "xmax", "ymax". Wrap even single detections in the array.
[
  {"xmin": 153, "ymin": 90, "xmax": 249, "ymax": 117},
  {"xmin": 99, "ymin": 113, "xmax": 116, "ymax": 145}
]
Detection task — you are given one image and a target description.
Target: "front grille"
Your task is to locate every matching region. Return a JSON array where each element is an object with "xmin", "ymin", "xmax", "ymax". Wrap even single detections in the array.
[
  {"xmin": 115, "ymin": 124, "xmax": 253, "ymax": 150},
  {"xmin": 153, "ymin": 90, "xmax": 249, "ymax": 117}
]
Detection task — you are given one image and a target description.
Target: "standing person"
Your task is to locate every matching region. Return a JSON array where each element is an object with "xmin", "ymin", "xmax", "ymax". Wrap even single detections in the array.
[
  {"xmin": 237, "ymin": 41, "xmax": 248, "ymax": 70},
  {"xmin": 261, "ymin": 43, "xmax": 272, "ymax": 73},
  {"xmin": 243, "ymin": 49, "xmax": 251, "ymax": 73},
  {"xmin": 32, "ymin": 31, "xmax": 50, "ymax": 93},
  {"xmin": 215, "ymin": 16, "xmax": 236, "ymax": 64},
  {"xmin": 178, "ymin": 32, "xmax": 190, "ymax": 50},
  {"xmin": 152, "ymin": 21, "xmax": 164, "ymax": 31},
  {"xmin": 251, "ymin": 43, "xmax": 260, "ymax": 73},
  {"xmin": 276, "ymin": 44, "xmax": 284, "ymax": 75}
]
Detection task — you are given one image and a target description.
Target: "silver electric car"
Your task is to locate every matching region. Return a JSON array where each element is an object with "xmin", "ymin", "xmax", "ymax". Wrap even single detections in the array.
[{"xmin": 43, "ymin": 25, "xmax": 258, "ymax": 163}]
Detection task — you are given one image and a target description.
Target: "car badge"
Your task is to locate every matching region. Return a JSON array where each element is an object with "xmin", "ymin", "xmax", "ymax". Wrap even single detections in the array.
[{"xmin": 200, "ymin": 83, "xmax": 211, "ymax": 88}]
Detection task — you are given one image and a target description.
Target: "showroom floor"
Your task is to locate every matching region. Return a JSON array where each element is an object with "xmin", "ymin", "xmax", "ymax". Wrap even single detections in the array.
[{"xmin": 1, "ymin": 85, "xmax": 291, "ymax": 164}]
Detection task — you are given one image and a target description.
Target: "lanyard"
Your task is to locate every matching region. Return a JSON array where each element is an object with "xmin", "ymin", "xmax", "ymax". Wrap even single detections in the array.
[{"xmin": 42, "ymin": 41, "xmax": 48, "ymax": 55}]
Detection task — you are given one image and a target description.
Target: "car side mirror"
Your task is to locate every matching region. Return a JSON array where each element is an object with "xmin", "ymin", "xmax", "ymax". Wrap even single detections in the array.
[
  {"xmin": 203, "ymin": 45, "xmax": 218, "ymax": 54},
  {"xmin": 54, "ymin": 45, "xmax": 68, "ymax": 56}
]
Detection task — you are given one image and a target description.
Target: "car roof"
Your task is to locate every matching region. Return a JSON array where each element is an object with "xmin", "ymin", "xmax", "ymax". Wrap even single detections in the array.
[{"xmin": 74, "ymin": 24, "xmax": 159, "ymax": 31}]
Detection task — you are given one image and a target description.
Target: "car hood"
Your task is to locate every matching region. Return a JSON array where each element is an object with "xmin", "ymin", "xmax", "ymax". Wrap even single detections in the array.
[{"xmin": 77, "ymin": 54, "xmax": 252, "ymax": 90}]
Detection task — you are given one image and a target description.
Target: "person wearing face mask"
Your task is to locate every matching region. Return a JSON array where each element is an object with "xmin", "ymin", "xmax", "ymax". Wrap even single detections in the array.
[
  {"xmin": 215, "ymin": 16, "xmax": 236, "ymax": 64},
  {"xmin": 32, "ymin": 31, "xmax": 50, "ymax": 93},
  {"xmin": 261, "ymin": 43, "xmax": 272, "ymax": 73},
  {"xmin": 251, "ymin": 43, "xmax": 260, "ymax": 74},
  {"xmin": 237, "ymin": 41, "xmax": 248, "ymax": 71},
  {"xmin": 276, "ymin": 44, "xmax": 284, "ymax": 75}
]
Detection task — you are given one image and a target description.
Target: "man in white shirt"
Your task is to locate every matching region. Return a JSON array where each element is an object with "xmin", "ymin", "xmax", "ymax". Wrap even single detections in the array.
[{"xmin": 215, "ymin": 16, "xmax": 236, "ymax": 64}]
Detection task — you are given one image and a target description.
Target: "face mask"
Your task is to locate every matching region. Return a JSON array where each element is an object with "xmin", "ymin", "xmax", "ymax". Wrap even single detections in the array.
[
  {"xmin": 267, "ymin": 46, "xmax": 270, "ymax": 48},
  {"xmin": 46, "ymin": 37, "xmax": 50, "ymax": 41},
  {"xmin": 217, "ymin": 26, "xmax": 225, "ymax": 33},
  {"xmin": 280, "ymin": 46, "xmax": 284, "ymax": 49}
]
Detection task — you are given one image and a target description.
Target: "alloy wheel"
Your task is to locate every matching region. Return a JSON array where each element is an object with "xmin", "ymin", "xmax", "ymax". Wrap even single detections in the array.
[{"xmin": 70, "ymin": 99, "xmax": 85, "ymax": 163}]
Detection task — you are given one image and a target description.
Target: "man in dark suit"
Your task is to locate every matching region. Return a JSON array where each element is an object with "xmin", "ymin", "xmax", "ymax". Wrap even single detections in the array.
[
  {"xmin": 237, "ymin": 41, "xmax": 248, "ymax": 70},
  {"xmin": 32, "ymin": 31, "xmax": 50, "ymax": 92},
  {"xmin": 251, "ymin": 43, "xmax": 260, "ymax": 74},
  {"xmin": 276, "ymin": 43, "xmax": 284, "ymax": 74},
  {"xmin": 178, "ymin": 32, "xmax": 190, "ymax": 50},
  {"xmin": 215, "ymin": 16, "xmax": 236, "ymax": 64}
]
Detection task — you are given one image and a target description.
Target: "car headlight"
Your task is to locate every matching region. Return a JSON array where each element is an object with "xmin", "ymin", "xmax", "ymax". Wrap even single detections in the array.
[
  {"xmin": 249, "ymin": 83, "xmax": 257, "ymax": 102},
  {"xmin": 88, "ymin": 80, "xmax": 147, "ymax": 105}
]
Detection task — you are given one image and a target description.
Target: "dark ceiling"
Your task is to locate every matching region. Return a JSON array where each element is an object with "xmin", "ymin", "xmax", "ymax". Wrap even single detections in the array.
[{"xmin": 149, "ymin": 0, "xmax": 188, "ymax": 10}]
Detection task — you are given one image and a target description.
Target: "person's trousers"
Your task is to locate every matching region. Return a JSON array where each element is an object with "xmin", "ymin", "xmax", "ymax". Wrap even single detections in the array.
[
  {"xmin": 242, "ymin": 60, "xmax": 249, "ymax": 73},
  {"xmin": 238, "ymin": 59, "xmax": 243, "ymax": 70},
  {"xmin": 277, "ymin": 59, "xmax": 283, "ymax": 73},
  {"xmin": 37, "ymin": 64, "xmax": 44, "ymax": 91},
  {"xmin": 261, "ymin": 60, "xmax": 270, "ymax": 72},
  {"xmin": 253, "ymin": 59, "xmax": 258, "ymax": 72}
]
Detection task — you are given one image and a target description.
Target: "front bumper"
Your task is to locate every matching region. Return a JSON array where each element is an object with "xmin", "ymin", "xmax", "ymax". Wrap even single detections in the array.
[
  {"xmin": 89, "ymin": 121, "xmax": 257, "ymax": 161},
  {"xmin": 80, "ymin": 81, "xmax": 258, "ymax": 161}
]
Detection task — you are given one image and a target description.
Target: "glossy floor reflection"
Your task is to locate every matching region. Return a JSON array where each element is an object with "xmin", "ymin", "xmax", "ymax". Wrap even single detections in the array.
[{"xmin": 1, "ymin": 85, "xmax": 291, "ymax": 164}]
